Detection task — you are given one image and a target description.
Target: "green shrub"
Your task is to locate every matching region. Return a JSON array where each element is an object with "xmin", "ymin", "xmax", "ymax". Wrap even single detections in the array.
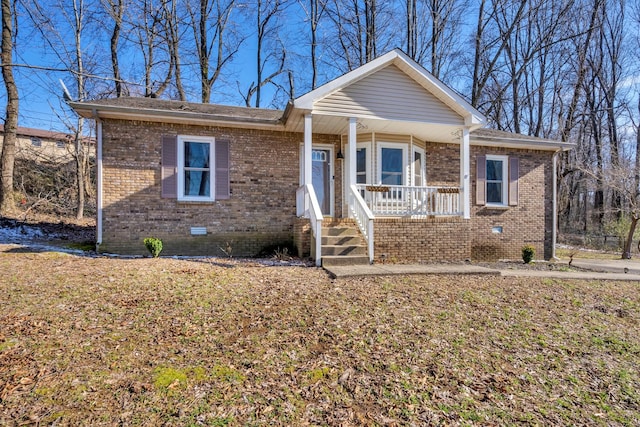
[
  {"xmin": 522, "ymin": 245, "xmax": 535, "ymax": 264},
  {"xmin": 143, "ymin": 237, "xmax": 163, "ymax": 258}
]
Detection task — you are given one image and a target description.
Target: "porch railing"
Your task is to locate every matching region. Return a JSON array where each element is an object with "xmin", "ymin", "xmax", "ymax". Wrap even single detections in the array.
[
  {"xmin": 355, "ymin": 184, "xmax": 461, "ymax": 217},
  {"xmin": 347, "ymin": 185, "xmax": 374, "ymax": 263},
  {"xmin": 296, "ymin": 184, "xmax": 324, "ymax": 266}
]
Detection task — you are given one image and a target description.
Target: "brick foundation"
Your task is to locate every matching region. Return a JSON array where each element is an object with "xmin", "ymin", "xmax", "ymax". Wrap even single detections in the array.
[{"xmin": 373, "ymin": 217, "xmax": 471, "ymax": 262}]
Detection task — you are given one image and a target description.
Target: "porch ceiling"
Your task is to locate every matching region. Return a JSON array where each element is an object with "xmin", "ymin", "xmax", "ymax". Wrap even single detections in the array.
[{"xmin": 285, "ymin": 112, "xmax": 463, "ymax": 144}]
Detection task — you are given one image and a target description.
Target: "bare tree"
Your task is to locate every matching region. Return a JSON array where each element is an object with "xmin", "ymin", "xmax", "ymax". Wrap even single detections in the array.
[
  {"xmin": 0, "ymin": 0, "xmax": 18, "ymax": 214},
  {"xmin": 22, "ymin": 0, "xmax": 95, "ymax": 219},
  {"xmin": 130, "ymin": 0, "xmax": 179, "ymax": 98},
  {"xmin": 188, "ymin": 0, "xmax": 240, "ymax": 103},
  {"xmin": 298, "ymin": 0, "xmax": 327, "ymax": 89},
  {"xmin": 104, "ymin": 0, "xmax": 125, "ymax": 97},
  {"xmin": 324, "ymin": 0, "xmax": 392, "ymax": 73},
  {"xmin": 625, "ymin": 97, "xmax": 640, "ymax": 258},
  {"xmin": 241, "ymin": 0, "xmax": 290, "ymax": 108}
]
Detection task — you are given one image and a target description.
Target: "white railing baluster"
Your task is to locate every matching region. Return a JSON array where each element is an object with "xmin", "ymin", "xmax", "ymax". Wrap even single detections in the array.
[
  {"xmin": 348, "ymin": 185, "xmax": 374, "ymax": 264},
  {"xmin": 354, "ymin": 184, "xmax": 462, "ymax": 217}
]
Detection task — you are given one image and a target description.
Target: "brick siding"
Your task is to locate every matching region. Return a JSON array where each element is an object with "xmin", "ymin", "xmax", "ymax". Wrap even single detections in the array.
[
  {"xmin": 101, "ymin": 119, "xmax": 553, "ymax": 261},
  {"xmin": 470, "ymin": 146, "xmax": 553, "ymax": 261},
  {"xmin": 99, "ymin": 119, "xmax": 339, "ymax": 256}
]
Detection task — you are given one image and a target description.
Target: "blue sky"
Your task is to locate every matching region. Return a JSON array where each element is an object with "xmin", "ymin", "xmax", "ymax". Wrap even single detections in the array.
[{"xmin": 4, "ymin": 0, "xmax": 640, "ymax": 137}]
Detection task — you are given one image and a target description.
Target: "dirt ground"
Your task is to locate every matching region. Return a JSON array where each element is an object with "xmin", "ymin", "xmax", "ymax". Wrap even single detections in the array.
[{"xmin": 1, "ymin": 238, "xmax": 639, "ymax": 425}]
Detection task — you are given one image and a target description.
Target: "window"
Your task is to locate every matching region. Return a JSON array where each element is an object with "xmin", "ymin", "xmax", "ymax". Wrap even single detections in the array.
[
  {"xmin": 31, "ymin": 137, "xmax": 42, "ymax": 147},
  {"xmin": 378, "ymin": 143, "xmax": 407, "ymax": 186},
  {"xmin": 412, "ymin": 147, "xmax": 426, "ymax": 187},
  {"xmin": 476, "ymin": 154, "xmax": 519, "ymax": 207},
  {"xmin": 486, "ymin": 155, "xmax": 508, "ymax": 205},
  {"xmin": 161, "ymin": 134, "xmax": 230, "ymax": 202},
  {"xmin": 178, "ymin": 136, "xmax": 214, "ymax": 201},
  {"xmin": 56, "ymin": 140, "xmax": 65, "ymax": 148},
  {"xmin": 356, "ymin": 142, "xmax": 371, "ymax": 184}
]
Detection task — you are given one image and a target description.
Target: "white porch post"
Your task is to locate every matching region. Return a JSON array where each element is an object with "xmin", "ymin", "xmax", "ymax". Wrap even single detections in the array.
[
  {"xmin": 347, "ymin": 117, "xmax": 357, "ymax": 219},
  {"xmin": 304, "ymin": 114, "xmax": 313, "ymax": 187},
  {"xmin": 348, "ymin": 117, "xmax": 357, "ymax": 187},
  {"xmin": 460, "ymin": 127, "xmax": 471, "ymax": 219}
]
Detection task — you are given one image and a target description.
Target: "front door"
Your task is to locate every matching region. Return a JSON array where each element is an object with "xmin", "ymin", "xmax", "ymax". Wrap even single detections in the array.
[{"xmin": 312, "ymin": 148, "xmax": 332, "ymax": 216}]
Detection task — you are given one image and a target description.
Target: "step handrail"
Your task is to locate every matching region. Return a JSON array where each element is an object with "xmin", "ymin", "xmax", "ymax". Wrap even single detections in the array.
[
  {"xmin": 348, "ymin": 184, "xmax": 374, "ymax": 263},
  {"xmin": 297, "ymin": 184, "xmax": 323, "ymax": 266}
]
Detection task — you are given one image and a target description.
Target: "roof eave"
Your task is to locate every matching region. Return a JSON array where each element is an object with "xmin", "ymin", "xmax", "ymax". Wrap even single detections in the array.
[
  {"xmin": 69, "ymin": 101, "xmax": 286, "ymax": 130},
  {"xmin": 471, "ymin": 135, "xmax": 575, "ymax": 151}
]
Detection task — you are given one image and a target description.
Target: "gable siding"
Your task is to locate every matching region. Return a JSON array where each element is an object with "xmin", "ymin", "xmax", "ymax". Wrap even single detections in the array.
[{"xmin": 314, "ymin": 65, "xmax": 464, "ymax": 125}]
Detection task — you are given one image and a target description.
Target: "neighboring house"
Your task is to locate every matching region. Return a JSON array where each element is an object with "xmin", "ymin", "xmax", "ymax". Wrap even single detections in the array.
[
  {"xmin": 0, "ymin": 125, "xmax": 95, "ymax": 163},
  {"xmin": 70, "ymin": 49, "xmax": 573, "ymax": 265}
]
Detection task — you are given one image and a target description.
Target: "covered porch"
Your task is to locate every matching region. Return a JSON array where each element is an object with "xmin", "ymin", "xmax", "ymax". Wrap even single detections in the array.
[
  {"xmin": 294, "ymin": 118, "xmax": 477, "ymax": 266},
  {"xmin": 289, "ymin": 50, "xmax": 485, "ymax": 265}
]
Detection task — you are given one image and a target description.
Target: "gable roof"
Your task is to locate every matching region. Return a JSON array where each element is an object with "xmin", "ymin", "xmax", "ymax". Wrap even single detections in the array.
[
  {"xmin": 293, "ymin": 48, "xmax": 485, "ymax": 128},
  {"xmin": 68, "ymin": 49, "xmax": 572, "ymax": 151}
]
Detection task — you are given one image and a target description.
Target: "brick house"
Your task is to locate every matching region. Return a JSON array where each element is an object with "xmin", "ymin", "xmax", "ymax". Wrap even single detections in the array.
[
  {"xmin": 70, "ymin": 49, "xmax": 573, "ymax": 265},
  {"xmin": 0, "ymin": 125, "xmax": 95, "ymax": 163}
]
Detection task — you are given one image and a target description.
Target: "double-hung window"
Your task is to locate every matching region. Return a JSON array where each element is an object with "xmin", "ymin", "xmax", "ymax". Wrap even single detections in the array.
[
  {"xmin": 412, "ymin": 147, "xmax": 426, "ymax": 187},
  {"xmin": 178, "ymin": 136, "xmax": 215, "ymax": 201},
  {"xmin": 356, "ymin": 142, "xmax": 371, "ymax": 185},
  {"xmin": 476, "ymin": 154, "xmax": 519, "ymax": 207},
  {"xmin": 162, "ymin": 134, "xmax": 230, "ymax": 202},
  {"xmin": 485, "ymin": 155, "xmax": 508, "ymax": 205}
]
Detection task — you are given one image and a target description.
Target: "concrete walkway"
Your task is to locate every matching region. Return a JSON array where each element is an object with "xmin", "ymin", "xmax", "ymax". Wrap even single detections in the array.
[{"xmin": 324, "ymin": 258, "xmax": 640, "ymax": 282}]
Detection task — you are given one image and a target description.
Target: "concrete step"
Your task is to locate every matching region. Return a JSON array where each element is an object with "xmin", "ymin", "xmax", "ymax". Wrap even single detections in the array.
[
  {"xmin": 321, "ymin": 235, "xmax": 363, "ymax": 246},
  {"xmin": 321, "ymin": 221, "xmax": 369, "ymax": 266},
  {"xmin": 322, "ymin": 226, "xmax": 359, "ymax": 237},
  {"xmin": 322, "ymin": 255, "xmax": 370, "ymax": 267},
  {"xmin": 321, "ymin": 244, "xmax": 367, "ymax": 256}
]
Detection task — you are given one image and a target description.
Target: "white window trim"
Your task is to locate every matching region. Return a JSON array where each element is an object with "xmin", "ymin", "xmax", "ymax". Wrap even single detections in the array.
[
  {"xmin": 177, "ymin": 135, "xmax": 215, "ymax": 202},
  {"xmin": 377, "ymin": 142, "xmax": 408, "ymax": 186},
  {"xmin": 356, "ymin": 142, "xmax": 372, "ymax": 184},
  {"xmin": 412, "ymin": 146, "xmax": 426, "ymax": 187},
  {"xmin": 485, "ymin": 154, "xmax": 508, "ymax": 207}
]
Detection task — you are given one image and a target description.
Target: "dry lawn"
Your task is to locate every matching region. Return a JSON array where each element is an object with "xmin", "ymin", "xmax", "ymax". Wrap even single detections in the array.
[{"xmin": 1, "ymin": 247, "xmax": 639, "ymax": 426}]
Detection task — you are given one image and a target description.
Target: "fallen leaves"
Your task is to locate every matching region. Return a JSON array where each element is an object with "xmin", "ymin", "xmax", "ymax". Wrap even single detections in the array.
[{"xmin": 0, "ymin": 248, "xmax": 639, "ymax": 425}]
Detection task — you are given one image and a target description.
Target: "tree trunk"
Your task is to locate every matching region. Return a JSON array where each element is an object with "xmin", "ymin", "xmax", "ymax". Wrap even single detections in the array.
[
  {"xmin": 109, "ymin": 0, "xmax": 124, "ymax": 97},
  {"xmin": 73, "ymin": 0, "xmax": 85, "ymax": 219},
  {"xmin": 0, "ymin": 0, "xmax": 18, "ymax": 215},
  {"xmin": 622, "ymin": 216, "xmax": 638, "ymax": 259}
]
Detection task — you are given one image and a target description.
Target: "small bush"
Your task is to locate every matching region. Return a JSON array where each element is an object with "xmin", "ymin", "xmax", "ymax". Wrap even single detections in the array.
[
  {"xmin": 522, "ymin": 245, "xmax": 535, "ymax": 264},
  {"xmin": 144, "ymin": 237, "xmax": 163, "ymax": 258}
]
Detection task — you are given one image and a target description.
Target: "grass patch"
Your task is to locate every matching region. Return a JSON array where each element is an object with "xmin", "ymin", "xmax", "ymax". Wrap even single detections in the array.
[
  {"xmin": 1, "ymin": 248, "xmax": 639, "ymax": 425},
  {"xmin": 65, "ymin": 241, "xmax": 95, "ymax": 251},
  {"xmin": 556, "ymin": 247, "xmax": 632, "ymax": 260}
]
